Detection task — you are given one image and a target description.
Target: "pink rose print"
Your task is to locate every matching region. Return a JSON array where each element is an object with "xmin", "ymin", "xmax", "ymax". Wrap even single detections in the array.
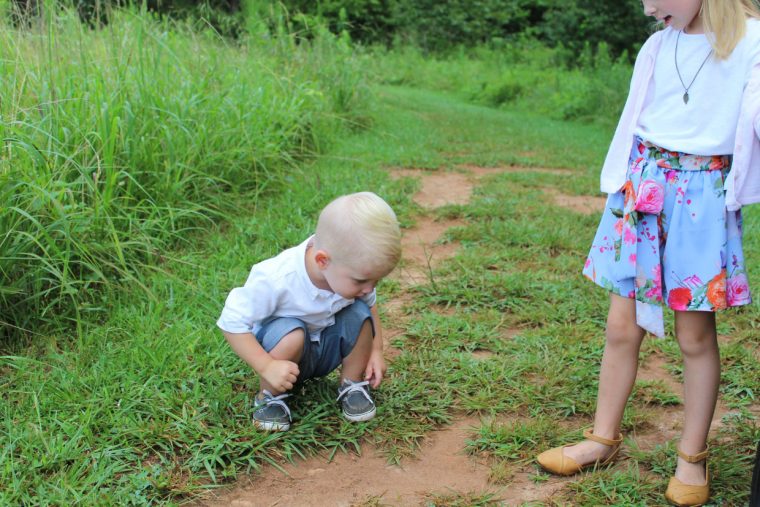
[
  {"xmin": 709, "ymin": 156, "xmax": 724, "ymax": 170},
  {"xmin": 635, "ymin": 179, "xmax": 664, "ymax": 214},
  {"xmin": 632, "ymin": 156, "xmax": 644, "ymax": 174},
  {"xmin": 623, "ymin": 224, "xmax": 637, "ymax": 245},
  {"xmin": 645, "ymin": 264, "xmax": 663, "ymax": 301},
  {"xmin": 614, "ymin": 218, "xmax": 624, "ymax": 236},
  {"xmin": 727, "ymin": 274, "xmax": 751, "ymax": 306},
  {"xmin": 668, "ymin": 287, "xmax": 693, "ymax": 311}
]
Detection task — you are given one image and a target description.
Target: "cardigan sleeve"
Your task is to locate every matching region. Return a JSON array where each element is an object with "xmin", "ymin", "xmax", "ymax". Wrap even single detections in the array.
[
  {"xmin": 727, "ymin": 62, "xmax": 760, "ymax": 210},
  {"xmin": 599, "ymin": 32, "xmax": 662, "ymax": 193}
]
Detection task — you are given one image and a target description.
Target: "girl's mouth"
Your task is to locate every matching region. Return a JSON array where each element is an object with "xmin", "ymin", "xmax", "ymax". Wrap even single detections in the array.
[{"xmin": 663, "ymin": 15, "xmax": 673, "ymax": 26}]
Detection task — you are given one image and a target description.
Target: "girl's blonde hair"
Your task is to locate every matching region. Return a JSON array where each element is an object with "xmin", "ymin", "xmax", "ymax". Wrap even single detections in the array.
[
  {"xmin": 702, "ymin": 0, "xmax": 760, "ymax": 59},
  {"xmin": 314, "ymin": 192, "xmax": 401, "ymax": 275}
]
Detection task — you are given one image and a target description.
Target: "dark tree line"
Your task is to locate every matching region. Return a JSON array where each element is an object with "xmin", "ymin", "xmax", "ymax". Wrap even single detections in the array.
[
  {"xmin": 8, "ymin": 0, "xmax": 242, "ymax": 32},
  {"xmin": 279, "ymin": 0, "xmax": 652, "ymax": 58},
  {"xmin": 8, "ymin": 0, "xmax": 652, "ymax": 58}
]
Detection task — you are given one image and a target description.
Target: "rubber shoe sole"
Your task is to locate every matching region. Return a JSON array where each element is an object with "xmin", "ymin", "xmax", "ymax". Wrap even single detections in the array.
[
  {"xmin": 253, "ymin": 418, "xmax": 290, "ymax": 432},
  {"xmin": 342, "ymin": 405, "xmax": 376, "ymax": 422}
]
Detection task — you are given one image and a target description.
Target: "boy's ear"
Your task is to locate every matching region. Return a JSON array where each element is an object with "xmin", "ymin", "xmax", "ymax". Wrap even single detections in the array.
[{"xmin": 314, "ymin": 250, "xmax": 331, "ymax": 269}]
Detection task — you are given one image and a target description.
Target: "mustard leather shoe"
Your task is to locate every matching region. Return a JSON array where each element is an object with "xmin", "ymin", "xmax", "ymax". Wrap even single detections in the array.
[
  {"xmin": 664, "ymin": 446, "xmax": 710, "ymax": 507},
  {"xmin": 536, "ymin": 428, "xmax": 623, "ymax": 476}
]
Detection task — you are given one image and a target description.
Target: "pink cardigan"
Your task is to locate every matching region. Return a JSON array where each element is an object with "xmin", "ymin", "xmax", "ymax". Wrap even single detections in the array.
[{"xmin": 599, "ymin": 30, "xmax": 760, "ymax": 211}]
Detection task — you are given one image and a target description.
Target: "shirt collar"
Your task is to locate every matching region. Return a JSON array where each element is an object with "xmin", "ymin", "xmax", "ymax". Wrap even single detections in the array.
[{"xmin": 297, "ymin": 235, "xmax": 332, "ymax": 300}]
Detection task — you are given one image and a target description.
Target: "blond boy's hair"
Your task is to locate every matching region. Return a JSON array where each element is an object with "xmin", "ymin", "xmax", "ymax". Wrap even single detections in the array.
[
  {"xmin": 702, "ymin": 0, "xmax": 760, "ymax": 59},
  {"xmin": 314, "ymin": 192, "xmax": 401, "ymax": 274}
]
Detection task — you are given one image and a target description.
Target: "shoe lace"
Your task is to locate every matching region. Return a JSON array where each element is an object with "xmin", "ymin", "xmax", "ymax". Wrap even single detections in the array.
[
  {"xmin": 336, "ymin": 379, "xmax": 371, "ymax": 403},
  {"xmin": 257, "ymin": 390, "xmax": 292, "ymax": 421}
]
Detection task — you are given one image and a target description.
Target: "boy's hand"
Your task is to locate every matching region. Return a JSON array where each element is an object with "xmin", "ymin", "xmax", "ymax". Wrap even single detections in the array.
[
  {"xmin": 364, "ymin": 349, "xmax": 386, "ymax": 389},
  {"xmin": 260, "ymin": 358, "xmax": 300, "ymax": 392}
]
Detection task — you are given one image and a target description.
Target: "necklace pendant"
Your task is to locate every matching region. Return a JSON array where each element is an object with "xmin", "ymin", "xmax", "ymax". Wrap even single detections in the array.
[{"xmin": 683, "ymin": 92, "xmax": 689, "ymax": 104}]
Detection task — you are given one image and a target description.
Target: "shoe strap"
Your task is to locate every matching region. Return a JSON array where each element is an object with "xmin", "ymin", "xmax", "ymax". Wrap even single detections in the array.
[
  {"xmin": 583, "ymin": 428, "xmax": 623, "ymax": 447},
  {"xmin": 676, "ymin": 445, "xmax": 709, "ymax": 463},
  {"xmin": 256, "ymin": 390, "xmax": 292, "ymax": 421},
  {"xmin": 336, "ymin": 379, "xmax": 371, "ymax": 402}
]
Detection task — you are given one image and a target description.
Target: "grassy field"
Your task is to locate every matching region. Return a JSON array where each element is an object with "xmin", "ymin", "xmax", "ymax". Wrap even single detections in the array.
[
  {"xmin": 3, "ymin": 81, "xmax": 758, "ymax": 504},
  {"xmin": 2, "ymin": 11, "xmax": 759, "ymax": 504},
  {"xmin": 0, "ymin": 7, "xmax": 368, "ymax": 338},
  {"xmin": 372, "ymin": 42, "xmax": 634, "ymax": 128}
]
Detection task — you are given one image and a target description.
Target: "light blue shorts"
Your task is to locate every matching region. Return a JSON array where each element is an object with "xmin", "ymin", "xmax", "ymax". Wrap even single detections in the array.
[
  {"xmin": 583, "ymin": 138, "xmax": 751, "ymax": 313},
  {"xmin": 256, "ymin": 300, "xmax": 374, "ymax": 381}
]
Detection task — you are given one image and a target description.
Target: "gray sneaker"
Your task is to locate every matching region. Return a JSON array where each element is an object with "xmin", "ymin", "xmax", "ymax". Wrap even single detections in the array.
[
  {"xmin": 253, "ymin": 390, "xmax": 291, "ymax": 432},
  {"xmin": 336, "ymin": 379, "xmax": 376, "ymax": 422}
]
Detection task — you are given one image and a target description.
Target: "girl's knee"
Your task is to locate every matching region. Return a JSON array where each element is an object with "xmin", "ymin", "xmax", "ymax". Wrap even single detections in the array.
[
  {"xmin": 676, "ymin": 332, "xmax": 717, "ymax": 358},
  {"xmin": 605, "ymin": 318, "xmax": 644, "ymax": 349},
  {"xmin": 605, "ymin": 294, "xmax": 645, "ymax": 348},
  {"xmin": 674, "ymin": 312, "xmax": 717, "ymax": 358}
]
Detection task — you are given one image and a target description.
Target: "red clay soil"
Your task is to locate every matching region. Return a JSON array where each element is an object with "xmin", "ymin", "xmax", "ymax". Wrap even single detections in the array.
[{"xmin": 201, "ymin": 417, "xmax": 495, "ymax": 507}]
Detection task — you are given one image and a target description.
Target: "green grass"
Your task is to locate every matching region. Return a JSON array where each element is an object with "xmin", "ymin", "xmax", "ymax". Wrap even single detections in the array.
[
  {"xmin": 0, "ymin": 6, "xmax": 369, "ymax": 338},
  {"xmin": 370, "ymin": 41, "xmax": 633, "ymax": 128},
  {"xmin": 2, "ymin": 65, "xmax": 759, "ymax": 506}
]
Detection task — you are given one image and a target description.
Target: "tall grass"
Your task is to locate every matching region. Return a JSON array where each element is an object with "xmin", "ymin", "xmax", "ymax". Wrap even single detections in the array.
[
  {"xmin": 0, "ymin": 6, "xmax": 369, "ymax": 339},
  {"xmin": 372, "ymin": 40, "xmax": 634, "ymax": 127}
]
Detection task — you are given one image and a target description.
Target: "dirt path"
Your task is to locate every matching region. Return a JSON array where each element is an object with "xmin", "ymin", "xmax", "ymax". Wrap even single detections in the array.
[
  {"xmin": 200, "ymin": 167, "xmax": 500, "ymax": 507},
  {"xmin": 197, "ymin": 167, "xmax": 741, "ymax": 506}
]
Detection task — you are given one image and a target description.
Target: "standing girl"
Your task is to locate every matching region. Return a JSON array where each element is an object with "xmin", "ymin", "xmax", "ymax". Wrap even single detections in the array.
[{"xmin": 536, "ymin": 1, "xmax": 760, "ymax": 505}]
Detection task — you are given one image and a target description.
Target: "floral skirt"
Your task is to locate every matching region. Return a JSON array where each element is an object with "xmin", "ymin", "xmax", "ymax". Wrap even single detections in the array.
[{"xmin": 583, "ymin": 138, "xmax": 752, "ymax": 336}]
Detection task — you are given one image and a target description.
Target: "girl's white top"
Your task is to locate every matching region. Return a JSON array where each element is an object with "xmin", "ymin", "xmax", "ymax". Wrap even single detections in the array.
[
  {"xmin": 216, "ymin": 236, "xmax": 376, "ymax": 342},
  {"xmin": 600, "ymin": 18, "xmax": 760, "ymax": 211},
  {"xmin": 636, "ymin": 23, "xmax": 760, "ymax": 155}
]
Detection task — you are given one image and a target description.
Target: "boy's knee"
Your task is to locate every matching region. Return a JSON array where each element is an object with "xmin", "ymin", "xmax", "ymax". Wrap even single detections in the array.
[
  {"xmin": 271, "ymin": 328, "xmax": 306, "ymax": 361},
  {"xmin": 340, "ymin": 317, "xmax": 373, "ymax": 358},
  {"xmin": 359, "ymin": 317, "xmax": 373, "ymax": 336}
]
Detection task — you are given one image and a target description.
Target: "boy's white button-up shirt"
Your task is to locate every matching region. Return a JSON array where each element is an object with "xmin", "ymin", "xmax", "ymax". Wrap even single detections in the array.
[
  {"xmin": 600, "ymin": 21, "xmax": 760, "ymax": 210},
  {"xmin": 216, "ymin": 237, "xmax": 376, "ymax": 342}
]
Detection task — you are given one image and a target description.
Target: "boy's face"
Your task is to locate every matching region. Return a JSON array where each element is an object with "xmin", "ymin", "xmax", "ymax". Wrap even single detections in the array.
[{"xmin": 317, "ymin": 253, "xmax": 388, "ymax": 299}]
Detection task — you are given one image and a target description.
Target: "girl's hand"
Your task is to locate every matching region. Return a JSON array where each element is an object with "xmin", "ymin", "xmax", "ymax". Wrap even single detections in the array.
[
  {"xmin": 364, "ymin": 349, "xmax": 386, "ymax": 389},
  {"xmin": 260, "ymin": 358, "xmax": 299, "ymax": 392}
]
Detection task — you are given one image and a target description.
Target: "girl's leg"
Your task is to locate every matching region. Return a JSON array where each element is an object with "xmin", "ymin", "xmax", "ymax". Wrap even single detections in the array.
[
  {"xmin": 563, "ymin": 293, "xmax": 646, "ymax": 464},
  {"xmin": 673, "ymin": 311, "xmax": 719, "ymax": 485}
]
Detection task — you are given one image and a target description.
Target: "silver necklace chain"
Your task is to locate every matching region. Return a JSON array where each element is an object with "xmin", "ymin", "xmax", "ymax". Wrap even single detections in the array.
[{"xmin": 674, "ymin": 30, "xmax": 713, "ymax": 105}]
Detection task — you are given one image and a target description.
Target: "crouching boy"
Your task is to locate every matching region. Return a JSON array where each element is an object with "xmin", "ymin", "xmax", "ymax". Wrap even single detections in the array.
[{"xmin": 217, "ymin": 192, "xmax": 401, "ymax": 431}]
